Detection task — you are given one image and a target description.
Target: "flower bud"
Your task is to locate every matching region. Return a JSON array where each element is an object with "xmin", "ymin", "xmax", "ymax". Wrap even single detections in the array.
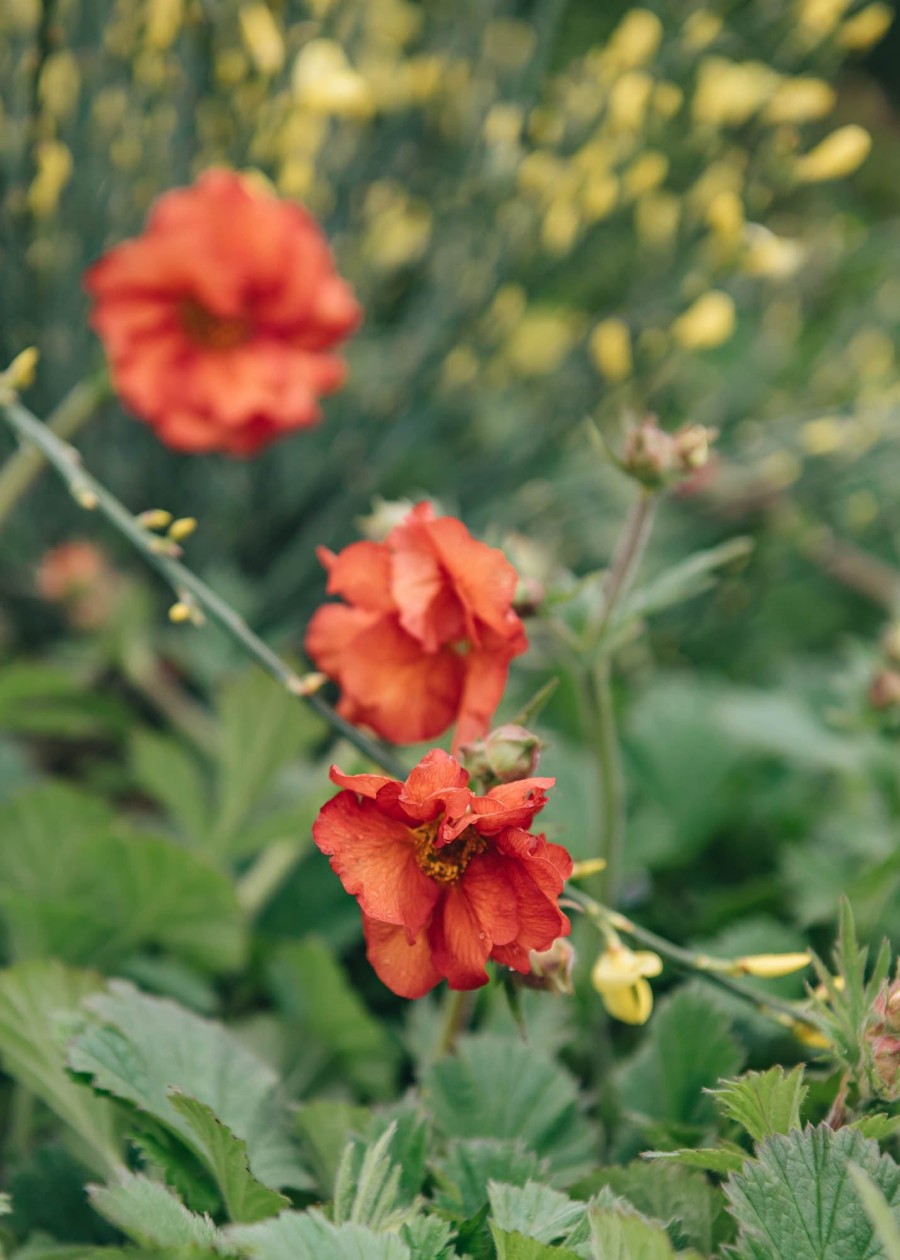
[
  {"xmin": 523, "ymin": 938, "xmax": 576, "ymax": 995},
  {"xmin": 357, "ymin": 496, "xmax": 417, "ymax": 542},
  {"xmin": 868, "ymin": 669, "xmax": 900, "ymax": 710},
  {"xmin": 674, "ymin": 423, "xmax": 718, "ymax": 471},
  {"xmin": 733, "ymin": 951, "xmax": 812, "ymax": 978},
  {"xmin": 459, "ymin": 723, "xmax": 542, "ymax": 785},
  {"xmin": 622, "ymin": 415, "xmax": 678, "ymax": 487},
  {"xmin": 872, "ymin": 1034, "xmax": 900, "ymax": 1100}
]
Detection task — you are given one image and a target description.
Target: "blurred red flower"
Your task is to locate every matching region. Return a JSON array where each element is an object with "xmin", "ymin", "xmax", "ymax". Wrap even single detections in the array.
[
  {"xmin": 313, "ymin": 749, "xmax": 572, "ymax": 997},
  {"xmin": 84, "ymin": 169, "xmax": 361, "ymax": 455},
  {"xmin": 305, "ymin": 503, "xmax": 528, "ymax": 749}
]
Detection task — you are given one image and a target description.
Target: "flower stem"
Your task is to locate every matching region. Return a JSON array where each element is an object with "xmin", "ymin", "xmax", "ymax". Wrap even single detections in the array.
[
  {"xmin": 0, "ymin": 372, "xmax": 110, "ymax": 528},
  {"xmin": 0, "ymin": 392, "xmax": 408, "ymax": 779},
  {"xmin": 566, "ymin": 886, "xmax": 820, "ymax": 1028},
  {"xmin": 590, "ymin": 488, "xmax": 658, "ymax": 648},
  {"xmin": 436, "ymin": 988, "xmax": 475, "ymax": 1058}
]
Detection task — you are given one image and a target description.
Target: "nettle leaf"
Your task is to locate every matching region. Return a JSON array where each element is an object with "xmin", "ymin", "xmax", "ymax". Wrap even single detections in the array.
[
  {"xmin": 491, "ymin": 1233, "xmax": 583, "ymax": 1260},
  {"xmin": 850, "ymin": 1167, "xmax": 900, "ymax": 1260},
  {"xmin": 709, "ymin": 1067, "xmax": 807, "ymax": 1142},
  {"xmin": 581, "ymin": 1161, "xmax": 729, "ymax": 1255},
  {"xmin": 0, "ymin": 784, "xmax": 245, "ymax": 972},
  {"xmin": 88, "ymin": 1171, "xmax": 226, "ymax": 1251},
  {"xmin": 400, "ymin": 1213, "xmax": 456, "ymax": 1260},
  {"xmin": 0, "ymin": 961, "xmax": 121, "ymax": 1176},
  {"xmin": 725, "ymin": 1124, "xmax": 900, "ymax": 1260},
  {"xmin": 617, "ymin": 986, "xmax": 744, "ymax": 1140},
  {"xmin": 67, "ymin": 981, "xmax": 310, "ymax": 1193},
  {"xmin": 131, "ymin": 729, "xmax": 211, "ymax": 844},
  {"xmin": 168, "ymin": 1093, "xmax": 289, "ymax": 1223},
  {"xmin": 643, "ymin": 1145, "xmax": 747, "ymax": 1176},
  {"xmin": 587, "ymin": 1196, "xmax": 679, "ymax": 1260},
  {"xmin": 424, "ymin": 1034, "xmax": 595, "ymax": 1181},
  {"xmin": 488, "ymin": 1181, "xmax": 588, "ymax": 1250},
  {"xmin": 333, "ymin": 1123, "xmax": 411, "ymax": 1231},
  {"xmin": 267, "ymin": 939, "xmax": 400, "ymax": 1099},
  {"xmin": 432, "ymin": 1139, "xmax": 546, "ymax": 1217},
  {"xmin": 226, "ymin": 1210, "xmax": 412, "ymax": 1260},
  {"xmin": 852, "ymin": 1116, "xmax": 900, "ymax": 1142}
]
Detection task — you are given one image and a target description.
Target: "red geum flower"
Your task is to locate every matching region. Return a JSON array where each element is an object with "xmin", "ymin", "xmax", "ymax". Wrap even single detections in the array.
[
  {"xmin": 312, "ymin": 749, "xmax": 572, "ymax": 998},
  {"xmin": 305, "ymin": 503, "xmax": 528, "ymax": 750},
  {"xmin": 84, "ymin": 169, "xmax": 361, "ymax": 456}
]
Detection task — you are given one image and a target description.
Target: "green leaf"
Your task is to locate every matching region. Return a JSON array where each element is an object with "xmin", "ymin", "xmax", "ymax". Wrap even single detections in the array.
[
  {"xmin": 0, "ymin": 784, "xmax": 245, "ymax": 972},
  {"xmin": 725, "ymin": 1124, "xmax": 900, "ymax": 1260},
  {"xmin": 168, "ymin": 1093, "xmax": 289, "ymax": 1223},
  {"xmin": 432, "ymin": 1139, "xmax": 545, "ymax": 1217},
  {"xmin": 580, "ymin": 1162, "xmax": 730, "ymax": 1255},
  {"xmin": 852, "ymin": 1115, "xmax": 900, "ymax": 1142},
  {"xmin": 68, "ymin": 980, "xmax": 310, "ymax": 1192},
  {"xmin": 642, "ymin": 1145, "xmax": 747, "ymax": 1176},
  {"xmin": 424, "ymin": 1034, "xmax": 595, "ymax": 1181},
  {"xmin": 226, "ymin": 1211, "xmax": 411, "ymax": 1260},
  {"xmin": 491, "ymin": 1233, "xmax": 583, "ymax": 1260},
  {"xmin": 88, "ymin": 1171, "xmax": 225, "ymax": 1250},
  {"xmin": 0, "ymin": 663, "xmax": 127, "ymax": 739},
  {"xmin": 709, "ymin": 1066, "xmax": 807, "ymax": 1141},
  {"xmin": 850, "ymin": 1166, "xmax": 900, "ymax": 1260},
  {"xmin": 333, "ymin": 1123, "xmax": 409, "ymax": 1231},
  {"xmin": 619, "ymin": 537, "xmax": 754, "ymax": 625},
  {"xmin": 0, "ymin": 961, "xmax": 121, "ymax": 1176},
  {"xmin": 400, "ymin": 1214, "xmax": 456, "ymax": 1260},
  {"xmin": 488, "ymin": 1182, "xmax": 587, "ymax": 1247},
  {"xmin": 131, "ymin": 729, "xmax": 211, "ymax": 844},
  {"xmin": 267, "ymin": 939, "xmax": 400, "ymax": 1099},
  {"xmin": 588, "ymin": 1198, "xmax": 677, "ymax": 1260},
  {"xmin": 617, "ymin": 986, "xmax": 744, "ymax": 1138},
  {"xmin": 294, "ymin": 1100, "xmax": 372, "ymax": 1198}
]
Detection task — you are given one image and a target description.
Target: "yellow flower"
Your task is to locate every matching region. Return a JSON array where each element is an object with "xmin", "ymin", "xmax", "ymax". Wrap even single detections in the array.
[
  {"xmin": 764, "ymin": 77, "xmax": 835, "ymax": 124},
  {"xmin": 671, "ymin": 291, "xmax": 736, "ymax": 350},
  {"xmin": 591, "ymin": 944, "xmax": 662, "ymax": 1025},
  {"xmin": 734, "ymin": 952, "xmax": 812, "ymax": 978},
  {"xmin": 588, "ymin": 318, "xmax": 633, "ymax": 382},
  {"xmin": 291, "ymin": 40, "xmax": 373, "ymax": 119},
  {"xmin": 238, "ymin": 3, "xmax": 284, "ymax": 76},
  {"xmin": 838, "ymin": 2, "xmax": 893, "ymax": 49},
  {"xmin": 606, "ymin": 8, "xmax": 663, "ymax": 69},
  {"xmin": 794, "ymin": 125, "xmax": 872, "ymax": 183}
]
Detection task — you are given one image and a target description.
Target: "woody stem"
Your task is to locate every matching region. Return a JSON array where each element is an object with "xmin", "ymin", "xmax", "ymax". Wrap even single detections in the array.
[
  {"xmin": 0, "ymin": 372, "xmax": 111, "ymax": 528},
  {"xmin": 0, "ymin": 392, "xmax": 408, "ymax": 779}
]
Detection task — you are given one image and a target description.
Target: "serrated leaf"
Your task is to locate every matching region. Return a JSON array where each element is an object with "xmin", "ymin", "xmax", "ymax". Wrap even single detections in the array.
[
  {"xmin": 333, "ymin": 1123, "xmax": 409, "ymax": 1231},
  {"xmin": 850, "ymin": 1166, "xmax": 900, "ymax": 1260},
  {"xmin": 0, "ymin": 961, "xmax": 121, "ymax": 1176},
  {"xmin": 424, "ymin": 1034, "xmax": 595, "ymax": 1181},
  {"xmin": 68, "ymin": 981, "xmax": 310, "ymax": 1192},
  {"xmin": 131, "ymin": 730, "xmax": 211, "ymax": 844},
  {"xmin": 852, "ymin": 1115, "xmax": 900, "ymax": 1141},
  {"xmin": 400, "ymin": 1213, "xmax": 456, "ymax": 1260},
  {"xmin": 226, "ymin": 1210, "xmax": 411, "ymax": 1260},
  {"xmin": 580, "ymin": 1161, "xmax": 730, "ymax": 1254},
  {"xmin": 432, "ymin": 1139, "xmax": 546, "ymax": 1217},
  {"xmin": 168, "ymin": 1092, "xmax": 289, "ymax": 1223},
  {"xmin": 88, "ymin": 1171, "xmax": 225, "ymax": 1250},
  {"xmin": 0, "ymin": 785, "xmax": 245, "ymax": 972},
  {"xmin": 643, "ymin": 1145, "xmax": 747, "ymax": 1175},
  {"xmin": 588, "ymin": 1199, "xmax": 677, "ymax": 1260},
  {"xmin": 709, "ymin": 1066, "xmax": 807, "ymax": 1141},
  {"xmin": 492, "ymin": 1232, "xmax": 583, "ymax": 1260},
  {"xmin": 488, "ymin": 1181, "xmax": 587, "ymax": 1247},
  {"xmin": 726, "ymin": 1124, "xmax": 900, "ymax": 1260},
  {"xmin": 267, "ymin": 939, "xmax": 399, "ymax": 1099},
  {"xmin": 294, "ymin": 1100, "xmax": 372, "ymax": 1198},
  {"xmin": 617, "ymin": 986, "xmax": 743, "ymax": 1137}
]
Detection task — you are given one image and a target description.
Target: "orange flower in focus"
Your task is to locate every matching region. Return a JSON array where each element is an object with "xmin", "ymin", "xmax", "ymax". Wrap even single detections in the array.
[
  {"xmin": 313, "ymin": 749, "xmax": 572, "ymax": 997},
  {"xmin": 84, "ymin": 170, "xmax": 361, "ymax": 455},
  {"xmin": 305, "ymin": 503, "xmax": 528, "ymax": 749}
]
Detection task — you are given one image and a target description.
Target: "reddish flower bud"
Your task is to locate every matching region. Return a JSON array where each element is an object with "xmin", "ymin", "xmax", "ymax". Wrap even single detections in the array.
[
  {"xmin": 459, "ymin": 723, "xmax": 542, "ymax": 787},
  {"xmin": 524, "ymin": 938, "xmax": 576, "ymax": 995}
]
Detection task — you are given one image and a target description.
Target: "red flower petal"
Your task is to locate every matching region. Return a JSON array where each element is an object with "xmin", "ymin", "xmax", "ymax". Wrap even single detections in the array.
[
  {"xmin": 312, "ymin": 794, "xmax": 439, "ymax": 937},
  {"xmin": 459, "ymin": 853, "xmax": 519, "ymax": 947},
  {"xmin": 428, "ymin": 885, "xmax": 493, "ymax": 990},
  {"xmin": 397, "ymin": 749, "xmax": 471, "ymax": 822},
  {"xmin": 319, "ymin": 540, "xmax": 396, "ymax": 613},
  {"xmin": 363, "ymin": 915, "xmax": 443, "ymax": 999}
]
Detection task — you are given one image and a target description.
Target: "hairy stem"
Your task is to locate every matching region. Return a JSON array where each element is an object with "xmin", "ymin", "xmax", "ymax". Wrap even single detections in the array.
[
  {"xmin": 0, "ymin": 393, "xmax": 407, "ymax": 778},
  {"xmin": 0, "ymin": 373, "xmax": 110, "ymax": 528}
]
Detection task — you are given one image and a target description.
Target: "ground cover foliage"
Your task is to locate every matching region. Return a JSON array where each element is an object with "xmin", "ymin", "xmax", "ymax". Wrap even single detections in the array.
[{"xmin": 2, "ymin": 0, "xmax": 900, "ymax": 1256}]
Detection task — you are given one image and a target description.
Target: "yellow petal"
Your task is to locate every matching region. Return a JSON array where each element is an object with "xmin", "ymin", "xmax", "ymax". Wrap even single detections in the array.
[
  {"xmin": 592, "ymin": 945, "xmax": 662, "ymax": 988},
  {"xmin": 603, "ymin": 979, "xmax": 654, "ymax": 1024},
  {"xmin": 735, "ymin": 951, "xmax": 812, "ymax": 978},
  {"xmin": 794, "ymin": 125, "xmax": 871, "ymax": 183}
]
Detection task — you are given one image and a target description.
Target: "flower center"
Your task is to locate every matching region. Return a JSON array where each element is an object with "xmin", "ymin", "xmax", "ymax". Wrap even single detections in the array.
[
  {"xmin": 180, "ymin": 299, "xmax": 250, "ymax": 350},
  {"xmin": 413, "ymin": 823, "xmax": 487, "ymax": 885}
]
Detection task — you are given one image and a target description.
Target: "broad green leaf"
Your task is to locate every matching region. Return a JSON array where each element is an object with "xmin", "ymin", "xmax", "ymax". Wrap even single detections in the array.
[
  {"xmin": 580, "ymin": 1162, "xmax": 729, "ymax": 1255},
  {"xmin": 643, "ymin": 1145, "xmax": 747, "ymax": 1175},
  {"xmin": 8, "ymin": 1146, "xmax": 118, "ymax": 1244},
  {"xmin": 211, "ymin": 672, "xmax": 323, "ymax": 852},
  {"xmin": 424, "ymin": 1034, "xmax": 595, "ymax": 1181},
  {"xmin": 294, "ymin": 1100, "xmax": 372, "ymax": 1198},
  {"xmin": 588, "ymin": 1200, "xmax": 677, "ymax": 1260},
  {"xmin": 0, "ymin": 785, "xmax": 245, "ymax": 972},
  {"xmin": 226, "ymin": 1211, "xmax": 411, "ymax": 1260},
  {"xmin": 168, "ymin": 1093, "xmax": 289, "ymax": 1223},
  {"xmin": 852, "ymin": 1116, "xmax": 900, "ymax": 1142},
  {"xmin": 850, "ymin": 1166, "xmax": 900, "ymax": 1260},
  {"xmin": 488, "ymin": 1182, "xmax": 587, "ymax": 1248},
  {"xmin": 68, "ymin": 981, "xmax": 310, "ymax": 1192},
  {"xmin": 492, "ymin": 1233, "xmax": 583, "ymax": 1260},
  {"xmin": 267, "ymin": 939, "xmax": 399, "ymax": 1098},
  {"xmin": 725, "ymin": 1125, "xmax": 900, "ymax": 1260},
  {"xmin": 131, "ymin": 730, "xmax": 211, "ymax": 844},
  {"xmin": 432, "ymin": 1139, "xmax": 545, "ymax": 1217},
  {"xmin": 0, "ymin": 961, "xmax": 121, "ymax": 1176},
  {"xmin": 709, "ymin": 1067, "xmax": 807, "ymax": 1141},
  {"xmin": 617, "ymin": 986, "xmax": 743, "ymax": 1137},
  {"xmin": 88, "ymin": 1171, "xmax": 225, "ymax": 1250}
]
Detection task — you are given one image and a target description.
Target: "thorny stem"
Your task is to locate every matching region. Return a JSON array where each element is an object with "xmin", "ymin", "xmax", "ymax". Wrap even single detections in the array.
[
  {"xmin": 0, "ymin": 373, "xmax": 111, "ymax": 528},
  {"xmin": 565, "ymin": 886, "xmax": 821, "ymax": 1029},
  {"xmin": 586, "ymin": 488, "xmax": 658, "ymax": 903},
  {"xmin": 0, "ymin": 393, "xmax": 408, "ymax": 779}
]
